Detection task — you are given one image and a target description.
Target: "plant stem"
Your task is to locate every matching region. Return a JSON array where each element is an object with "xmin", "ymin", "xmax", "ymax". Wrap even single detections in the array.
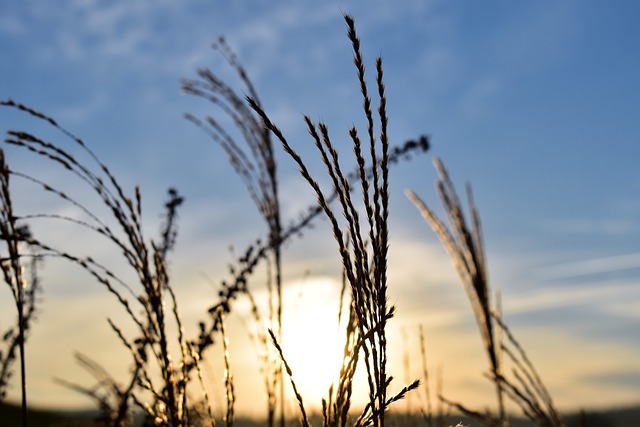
[{"xmin": 19, "ymin": 292, "xmax": 28, "ymax": 427}]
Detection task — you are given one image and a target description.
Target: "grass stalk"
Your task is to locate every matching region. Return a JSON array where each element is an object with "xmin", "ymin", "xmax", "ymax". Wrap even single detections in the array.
[
  {"xmin": 407, "ymin": 157, "xmax": 564, "ymax": 427},
  {"xmin": 0, "ymin": 149, "xmax": 33, "ymax": 427},
  {"xmin": 246, "ymin": 14, "xmax": 418, "ymax": 427},
  {"xmin": 183, "ymin": 35, "xmax": 286, "ymax": 426}
]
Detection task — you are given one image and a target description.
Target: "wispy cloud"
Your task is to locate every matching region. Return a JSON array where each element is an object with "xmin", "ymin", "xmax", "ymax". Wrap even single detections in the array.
[
  {"xmin": 503, "ymin": 284, "xmax": 640, "ymax": 346},
  {"xmin": 534, "ymin": 252, "xmax": 640, "ymax": 281},
  {"xmin": 540, "ymin": 217, "xmax": 640, "ymax": 235}
]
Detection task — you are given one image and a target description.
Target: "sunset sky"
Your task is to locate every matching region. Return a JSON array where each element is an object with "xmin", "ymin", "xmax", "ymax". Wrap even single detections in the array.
[{"xmin": 1, "ymin": 0, "xmax": 639, "ymax": 418}]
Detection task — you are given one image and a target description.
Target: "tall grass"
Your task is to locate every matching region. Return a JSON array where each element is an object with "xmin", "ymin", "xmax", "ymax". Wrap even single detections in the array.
[
  {"xmin": 247, "ymin": 15, "xmax": 421, "ymax": 427},
  {"xmin": 0, "ymin": 149, "xmax": 41, "ymax": 427},
  {"xmin": 407, "ymin": 158, "xmax": 564, "ymax": 427},
  {"xmin": 0, "ymin": 99, "xmax": 201, "ymax": 426},
  {"xmin": 182, "ymin": 35, "xmax": 286, "ymax": 427},
  {"xmin": 0, "ymin": 13, "xmax": 565, "ymax": 427}
]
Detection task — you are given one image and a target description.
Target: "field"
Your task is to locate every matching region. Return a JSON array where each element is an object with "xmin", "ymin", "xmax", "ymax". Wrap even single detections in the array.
[{"xmin": 2, "ymin": 401, "xmax": 640, "ymax": 427}]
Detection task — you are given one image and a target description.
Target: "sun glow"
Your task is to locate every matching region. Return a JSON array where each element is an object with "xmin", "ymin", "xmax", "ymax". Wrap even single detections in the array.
[{"xmin": 278, "ymin": 277, "xmax": 355, "ymax": 410}]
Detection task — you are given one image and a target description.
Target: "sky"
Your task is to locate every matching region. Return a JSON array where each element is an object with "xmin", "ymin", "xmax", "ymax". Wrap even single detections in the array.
[{"xmin": 1, "ymin": 0, "xmax": 639, "ymax": 419}]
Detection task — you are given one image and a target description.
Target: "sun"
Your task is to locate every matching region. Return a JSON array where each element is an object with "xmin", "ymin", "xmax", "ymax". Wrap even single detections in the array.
[{"xmin": 278, "ymin": 276, "xmax": 354, "ymax": 408}]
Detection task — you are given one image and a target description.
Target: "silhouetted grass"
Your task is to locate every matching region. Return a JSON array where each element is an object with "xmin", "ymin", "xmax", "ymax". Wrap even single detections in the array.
[
  {"xmin": 0, "ymin": 12, "xmax": 581, "ymax": 427},
  {"xmin": 0, "ymin": 148, "xmax": 43, "ymax": 427},
  {"xmin": 407, "ymin": 158, "xmax": 563, "ymax": 427}
]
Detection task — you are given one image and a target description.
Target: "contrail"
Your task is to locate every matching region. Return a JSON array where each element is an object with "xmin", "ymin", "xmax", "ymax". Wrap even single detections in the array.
[{"xmin": 535, "ymin": 252, "xmax": 640, "ymax": 281}]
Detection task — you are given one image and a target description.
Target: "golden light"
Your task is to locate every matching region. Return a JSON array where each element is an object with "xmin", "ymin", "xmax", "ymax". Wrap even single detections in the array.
[{"xmin": 278, "ymin": 276, "xmax": 353, "ymax": 410}]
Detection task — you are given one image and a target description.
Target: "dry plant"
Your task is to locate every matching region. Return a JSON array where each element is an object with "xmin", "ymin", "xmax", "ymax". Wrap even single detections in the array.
[
  {"xmin": 182, "ymin": 36, "xmax": 286, "ymax": 427},
  {"xmin": 322, "ymin": 258, "xmax": 360, "ymax": 427},
  {"xmin": 53, "ymin": 352, "xmax": 135, "ymax": 427},
  {"xmin": 0, "ymin": 9, "xmax": 577, "ymax": 427},
  {"xmin": 0, "ymin": 150, "xmax": 42, "ymax": 427},
  {"xmin": 181, "ymin": 38, "xmax": 430, "ymax": 427},
  {"xmin": 0, "ymin": 99, "xmax": 210, "ymax": 426},
  {"xmin": 248, "ymin": 14, "xmax": 419, "ymax": 427},
  {"xmin": 416, "ymin": 326, "xmax": 451, "ymax": 427},
  {"xmin": 407, "ymin": 157, "xmax": 564, "ymax": 427},
  {"xmin": 179, "ymin": 19, "xmax": 428, "ymax": 427},
  {"xmin": 0, "ymin": 12, "xmax": 436, "ymax": 427}
]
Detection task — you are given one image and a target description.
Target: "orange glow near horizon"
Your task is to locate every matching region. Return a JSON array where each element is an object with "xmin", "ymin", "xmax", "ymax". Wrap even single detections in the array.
[{"xmin": 279, "ymin": 277, "xmax": 350, "ymax": 410}]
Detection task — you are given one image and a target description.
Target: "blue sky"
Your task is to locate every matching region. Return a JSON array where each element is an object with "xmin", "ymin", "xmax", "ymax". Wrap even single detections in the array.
[{"xmin": 1, "ymin": 0, "xmax": 639, "ymax": 417}]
